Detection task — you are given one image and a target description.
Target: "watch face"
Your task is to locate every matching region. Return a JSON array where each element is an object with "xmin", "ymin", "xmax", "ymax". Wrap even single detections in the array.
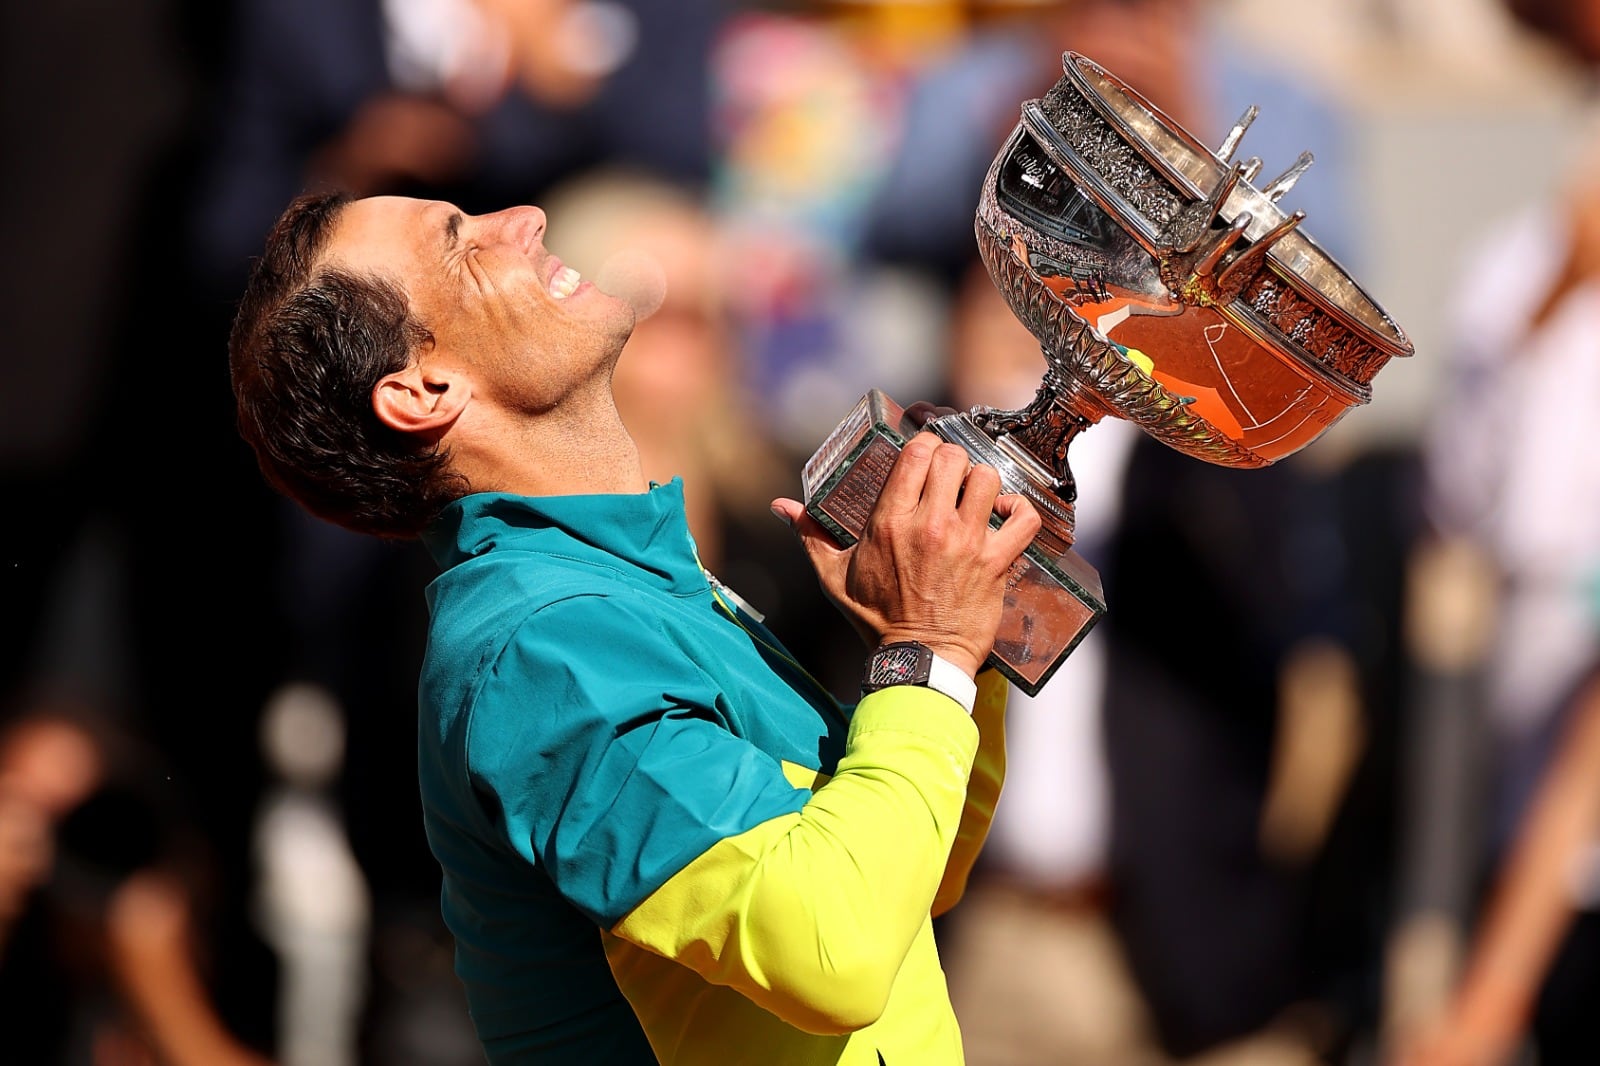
[{"xmin": 868, "ymin": 644, "xmax": 928, "ymax": 687}]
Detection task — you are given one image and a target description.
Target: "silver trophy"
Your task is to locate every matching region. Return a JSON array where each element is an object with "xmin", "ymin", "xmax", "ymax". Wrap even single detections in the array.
[{"xmin": 803, "ymin": 52, "xmax": 1413, "ymax": 696}]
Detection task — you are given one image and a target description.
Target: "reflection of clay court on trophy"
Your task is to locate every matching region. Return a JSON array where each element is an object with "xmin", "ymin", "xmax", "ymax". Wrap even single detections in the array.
[{"xmin": 804, "ymin": 51, "xmax": 1414, "ymax": 696}]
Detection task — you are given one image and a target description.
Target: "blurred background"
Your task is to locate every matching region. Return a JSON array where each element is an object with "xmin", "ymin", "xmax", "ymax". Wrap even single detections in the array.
[{"xmin": 3, "ymin": 0, "xmax": 1599, "ymax": 1063}]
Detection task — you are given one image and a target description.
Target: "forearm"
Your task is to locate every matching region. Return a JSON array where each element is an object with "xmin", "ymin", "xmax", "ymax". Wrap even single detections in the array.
[
  {"xmin": 612, "ymin": 687, "xmax": 978, "ymax": 1032},
  {"xmin": 107, "ymin": 872, "xmax": 275, "ymax": 1066},
  {"xmin": 1454, "ymin": 682, "xmax": 1600, "ymax": 1037}
]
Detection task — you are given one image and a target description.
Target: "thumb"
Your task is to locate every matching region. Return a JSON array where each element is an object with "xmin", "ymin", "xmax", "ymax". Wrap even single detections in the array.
[
  {"xmin": 770, "ymin": 498, "xmax": 805, "ymax": 529},
  {"xmin": 771, "ymin": 498, "xmax": 849, "ymax": 564}
]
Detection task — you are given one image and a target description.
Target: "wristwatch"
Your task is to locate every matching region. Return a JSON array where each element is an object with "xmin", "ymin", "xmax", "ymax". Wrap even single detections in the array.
[{"xmin": 861, "ymin": 641, "xmax": 978, "ymax": 714}]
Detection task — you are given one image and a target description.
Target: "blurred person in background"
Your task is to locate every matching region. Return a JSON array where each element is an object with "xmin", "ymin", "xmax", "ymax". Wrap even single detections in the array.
[
  {"xmin": 1390, "ymin": 657, "xmax": 1600, "ymax": 1066},
  {"xmin": 227, "ymin": 186, "xmax": 1039, "ymax": 1063},
  {"xmin": 0, "ymin": 0, "xmax": 219, "ymax": 719},
  {"xmin": 0, "ymin": 702, "xmax": 277, "ymax": 1066},
  {"xmin": 1384, "ymin": 2, "xmax": 1600, "ymax": 1062},
  {"xmin": 859, "ymin": 0, "xmax": 1364, "ymax": 290},
  {"xmin": 705, "ymin": 4, "xmax": 962, "ymax": 492},
  {"xmin": 187, "ymin": 0, "xmax": 721, "ymax": 292},
  {"xmin": 2, "ymin": 0, "xmax": 290, "ymax": 1056}
]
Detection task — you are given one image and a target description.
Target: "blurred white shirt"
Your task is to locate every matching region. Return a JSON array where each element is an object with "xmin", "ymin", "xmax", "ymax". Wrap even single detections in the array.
[{"xmin": 1426, "ymin": 202, "xmax": 1600, "ymax": 739}]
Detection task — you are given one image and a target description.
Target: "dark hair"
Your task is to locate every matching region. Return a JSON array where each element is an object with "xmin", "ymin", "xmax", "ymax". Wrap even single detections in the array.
[{"xmin": 229, "ymin": 191, "xmax": 468, "ymax": 538}]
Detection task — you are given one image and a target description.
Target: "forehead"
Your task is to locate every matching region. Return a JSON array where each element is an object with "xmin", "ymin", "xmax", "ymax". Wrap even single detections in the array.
[{"xmin": 323, "ymin": 195, "xmax": 455, "ymax": 279}]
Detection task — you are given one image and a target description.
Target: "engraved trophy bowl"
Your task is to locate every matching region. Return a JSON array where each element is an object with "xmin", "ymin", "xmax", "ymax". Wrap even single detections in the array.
[{"xmin": 803, "ymin": 51, "xmax": 1413, "ymax": 696}]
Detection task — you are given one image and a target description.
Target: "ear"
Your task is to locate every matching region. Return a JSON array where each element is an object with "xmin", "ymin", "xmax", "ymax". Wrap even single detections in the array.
[{"xmin": 373, "ymin": 361, "xmax": 469, "ymax": 436}]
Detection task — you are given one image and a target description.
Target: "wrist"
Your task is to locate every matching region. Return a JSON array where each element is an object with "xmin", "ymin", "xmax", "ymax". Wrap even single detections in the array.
[
  {"xmin": 861, "ymin": 641, "xmax": 979, "ymax": 714},
  {"xmin": 873, "ymin": 629, "xmax": 984, "ymax": 679}
]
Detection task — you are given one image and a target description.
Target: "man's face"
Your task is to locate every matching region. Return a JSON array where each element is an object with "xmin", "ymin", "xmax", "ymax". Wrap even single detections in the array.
[{"xmin": 323, "ymin": 195, "xmax": 636, "ymax": 412}]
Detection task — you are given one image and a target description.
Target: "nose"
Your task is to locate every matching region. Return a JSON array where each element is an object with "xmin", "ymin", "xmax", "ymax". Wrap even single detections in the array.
[{"xmin": 496, "ymin": 205, "xmax": 546, "ymax": 247}]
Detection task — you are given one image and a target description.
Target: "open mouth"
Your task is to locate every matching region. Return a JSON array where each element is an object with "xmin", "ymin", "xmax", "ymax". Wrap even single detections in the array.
[{"xmin": 549, "ymin": 265, "xmax": 581, "ymax": 299}]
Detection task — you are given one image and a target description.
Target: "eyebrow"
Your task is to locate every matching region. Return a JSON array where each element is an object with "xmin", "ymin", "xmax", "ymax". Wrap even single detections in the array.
[{"xmin": 443, "ymin": 211, "xmax": 463, "ymax": 249}]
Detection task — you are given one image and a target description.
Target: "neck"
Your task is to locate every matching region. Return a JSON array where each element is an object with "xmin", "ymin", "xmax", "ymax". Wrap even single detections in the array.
[{"xmin": 449, "ymin": 395, "xmax": 650, "ymax": 498}]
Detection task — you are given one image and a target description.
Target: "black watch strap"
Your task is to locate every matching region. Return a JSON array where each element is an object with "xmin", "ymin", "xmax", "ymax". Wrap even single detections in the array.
[{"xmin": 861, "ymin": 641, "xmax": 977, "ymax": 714}]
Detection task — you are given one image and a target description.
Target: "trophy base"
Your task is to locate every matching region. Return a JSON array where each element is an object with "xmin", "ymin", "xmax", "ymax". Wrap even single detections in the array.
[{"xmin": 802, "ymin": 390, "xmax": 1106, "ymax": 697}]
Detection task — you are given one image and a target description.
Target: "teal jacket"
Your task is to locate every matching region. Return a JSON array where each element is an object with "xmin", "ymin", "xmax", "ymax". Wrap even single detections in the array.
[{"xmin": 417, "ymin": 479, "xmax": 1007, "ymax": 1064}]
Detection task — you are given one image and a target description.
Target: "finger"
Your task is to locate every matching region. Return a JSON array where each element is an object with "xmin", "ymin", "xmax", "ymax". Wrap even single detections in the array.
[
  {"xmin": 956, "ymin": 463, "xmax": 1004, "ymax": 524},
  {"xmin": 917, "ymin": 440, "xmax": 972, "ymax": 513},
  {"xmin": 877, "ymin": 432, "xmax": 941, "ymax": 514},
  {"xmin": 772, "ymin": 497, "xmax": 852, "ymax": 559},
  {"xmin": 991, "ymin": 492, "xmax": 1032, "ymax": 521},
  {"xmin": 904, "ymin": 400, "xmax": 959, "ymax": 430},
  {"xmin": 793, "ymin": 510, "xmax": 849, "ymax": 557},
  {"xmin": 989, "ymin": 494, "xmax": 1041, "ymax": 557},
  {"xmin": 770, "ymin": 497, "xmax": 805, "ymax": 528}
]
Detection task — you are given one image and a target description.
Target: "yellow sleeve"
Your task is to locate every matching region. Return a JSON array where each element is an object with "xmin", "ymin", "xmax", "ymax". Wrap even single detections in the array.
[
  {"xmin": 932, "ymin": 668, "xmax": 1008, "ymax": 917},
  {"xmin": 610, "ymin": 686, "xmax": 978, "ymax": 1035}
]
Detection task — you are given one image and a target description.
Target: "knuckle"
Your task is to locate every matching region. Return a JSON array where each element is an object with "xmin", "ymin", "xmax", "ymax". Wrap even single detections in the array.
[{"xmin": 917, "ymin": 512, "xmax": 950, "ymax": 541}]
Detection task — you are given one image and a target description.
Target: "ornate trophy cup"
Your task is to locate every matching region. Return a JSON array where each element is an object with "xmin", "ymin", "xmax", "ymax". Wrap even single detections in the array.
[{"xmin": 801, "ymin": 52, "xmax": 1414, "ymax": 696}]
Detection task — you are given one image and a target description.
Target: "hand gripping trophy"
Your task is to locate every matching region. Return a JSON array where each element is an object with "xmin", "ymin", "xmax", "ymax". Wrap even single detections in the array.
[{"xmin": 802, "ymin": 52, "xmax": 1414, "ymax": 696}]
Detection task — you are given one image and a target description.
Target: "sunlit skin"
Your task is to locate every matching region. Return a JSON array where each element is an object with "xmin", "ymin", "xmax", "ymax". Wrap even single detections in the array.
[{"xmin": 322, "ymin": 195, "xmax": 645, "ymax": 499}]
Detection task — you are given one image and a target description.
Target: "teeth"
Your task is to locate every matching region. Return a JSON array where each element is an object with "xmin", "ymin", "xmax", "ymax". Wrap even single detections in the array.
[{"xmin": 549, "ymin": 266, "xmax": 581, "ymax": 299}]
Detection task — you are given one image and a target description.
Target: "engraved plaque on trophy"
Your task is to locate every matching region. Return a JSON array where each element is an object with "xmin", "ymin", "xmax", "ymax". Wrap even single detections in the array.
[{"xmin": 802, "ymin": 52, "xmax": 1414, "ymax": 696}]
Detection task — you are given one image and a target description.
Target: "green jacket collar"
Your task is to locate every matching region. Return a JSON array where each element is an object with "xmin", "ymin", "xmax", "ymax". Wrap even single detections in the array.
[{"xmin": 421, "ymin": 477, "xmax": 705, "ymax": 596}]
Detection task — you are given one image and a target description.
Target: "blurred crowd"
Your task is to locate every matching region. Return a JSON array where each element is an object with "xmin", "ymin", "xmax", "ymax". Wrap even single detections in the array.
[{"xmin": 3, "ymin": 0, "xmax": 1600, "ymax": 1064}]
